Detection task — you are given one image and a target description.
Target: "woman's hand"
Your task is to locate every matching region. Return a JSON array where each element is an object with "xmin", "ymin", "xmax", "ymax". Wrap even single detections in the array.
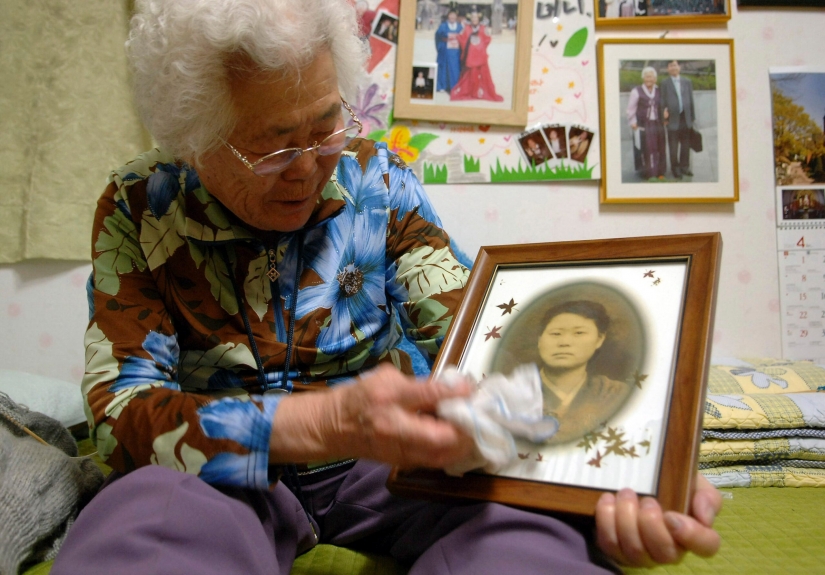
[
  {"xmin": 594, "ymin": 473, "xmax": 722, "ymax": 567},
  {"xmin": 270, "ymin": 364, "xmax": 476, "ymax": 469},
  {"xmin": 630, "ymin": 122, "xmax": 638, "ymax": 131}
]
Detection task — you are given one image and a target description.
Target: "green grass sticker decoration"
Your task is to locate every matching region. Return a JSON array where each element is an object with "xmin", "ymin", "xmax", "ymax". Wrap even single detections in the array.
[
  {"xmin": 463, "ymin": 155, "xmax": 481, "ymax": 173},
  {"xmin": 489, "ymin": 158, "xmax": 595, "ymax": 182},
  {"xmin": 423, "ymin": 162, "xmax": 448, "ymax": 184}
]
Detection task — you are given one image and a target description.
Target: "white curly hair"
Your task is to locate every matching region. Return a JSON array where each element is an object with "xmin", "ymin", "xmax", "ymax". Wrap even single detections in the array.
[
  {"xmin": 641, "ymin": 66, "xmax": 658, "ymax": 81},
  {"xmin": 126, "ymin": 0, "xmax": 369, "ymax": 162}
]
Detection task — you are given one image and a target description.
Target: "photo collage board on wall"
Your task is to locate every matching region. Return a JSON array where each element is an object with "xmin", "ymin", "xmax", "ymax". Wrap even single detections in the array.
[{"xmin": 353, "ymin": 0, "xmax": 601, "ymax": 184}]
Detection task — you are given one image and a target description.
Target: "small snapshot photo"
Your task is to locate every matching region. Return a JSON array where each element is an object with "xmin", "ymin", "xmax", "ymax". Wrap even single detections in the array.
[
  {"xmin": 770, "ymin": 68, "xmax": 825, "ymax": 187},
  {"xmin": 542, "ymin": 125, "xmax": 568, "ymax": 159},
  {"xmin": 777, "ymin": 187, "xmax": 825, "ymax": 222},
  {"xmin": 372, "ymin": 10, "xmax": 399, "ymax": 44},
  {"xmin": 411, "ymin": 64, "xmax": 437, "ymax": 100},
  {"xmin": 568, "ymin": 127, "xmax": 594, "ymax": 163},
  {"xmin": 598, "ymin": 39, "xmax": 738, "ymax": 203},
  {"xmin": 596, "ymin": 0, "xmax": 729, "ymax": 25},
  {"xmin": 518, "ymin": 128, "xmax": 553, "ymax": 167}
]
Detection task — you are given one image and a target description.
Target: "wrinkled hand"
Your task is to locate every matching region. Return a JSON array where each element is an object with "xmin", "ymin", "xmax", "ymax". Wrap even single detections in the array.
[
  {"xmin": 270, "ymin": 364, "xmax": 475, "ymax": 469},
  {"xmin": 595, "ymin": 473, "xmax": 722, "ymax": 567}
]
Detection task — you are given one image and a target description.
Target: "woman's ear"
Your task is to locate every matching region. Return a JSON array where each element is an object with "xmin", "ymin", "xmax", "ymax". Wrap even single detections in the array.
[{"xmin": 595, "ymin": 332, "xmax": 606, "ymax": 350}]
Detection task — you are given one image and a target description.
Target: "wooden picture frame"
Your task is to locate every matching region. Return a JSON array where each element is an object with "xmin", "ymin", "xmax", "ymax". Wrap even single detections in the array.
[
  {"xmin": 388, "ymin": 233, "xmax": 721, "ymax": 516},
  {"xmin": 595, "ymin": 0, "xmax": 731, "ymax": 27},
  {"xmin": 393, "ymin": 0, "xmax": 533, "ymax": 127},
  {"xmin": 598, "ymin": 39, "xmax": 739, "ymax": 203},
  {"xmin": 738, "ymin": 0, "xmax": 824, "ymax": 6}
]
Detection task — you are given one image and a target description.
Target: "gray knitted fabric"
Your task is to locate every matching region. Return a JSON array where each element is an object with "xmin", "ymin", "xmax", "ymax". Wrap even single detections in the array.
[{"xmin": 0, "ymin": 393, "xmax": 104, "ymax": 575}]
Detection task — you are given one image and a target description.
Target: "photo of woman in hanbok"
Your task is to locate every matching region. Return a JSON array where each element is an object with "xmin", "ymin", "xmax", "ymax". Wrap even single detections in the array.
[
  {"xmin": 626, "ymin": 66, "xmax": 666, "ymax": 180},
  {"xmin": 450, "ymin": 12, "xmax": 504, "ymax": 102}
]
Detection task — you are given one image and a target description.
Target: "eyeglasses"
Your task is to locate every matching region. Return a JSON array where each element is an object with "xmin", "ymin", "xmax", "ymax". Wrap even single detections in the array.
[{"xmin": 223, "ymin": 99, "xmax": 362, "ymax": 177}]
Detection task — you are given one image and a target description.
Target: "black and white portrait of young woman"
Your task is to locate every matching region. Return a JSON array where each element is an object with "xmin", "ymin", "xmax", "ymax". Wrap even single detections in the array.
[{"xmin": 490, "ymin": 282, "xmax": 646, "ymax": 445}]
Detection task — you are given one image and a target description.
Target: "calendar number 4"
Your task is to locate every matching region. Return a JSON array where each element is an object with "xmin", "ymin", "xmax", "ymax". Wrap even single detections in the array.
[{"xmin": 798, "ymin": 237, "xmax": 806, "ymax": 247}]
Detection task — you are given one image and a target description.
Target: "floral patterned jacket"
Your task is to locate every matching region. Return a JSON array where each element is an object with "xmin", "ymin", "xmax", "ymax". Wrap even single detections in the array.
[{"xmin": 83, "ymin": 140, "xmax": 469, "ymax": 489}]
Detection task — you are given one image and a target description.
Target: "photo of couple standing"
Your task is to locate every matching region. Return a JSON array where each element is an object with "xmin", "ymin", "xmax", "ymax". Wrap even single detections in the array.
[
  {"xmin": 619, "ymin": 59, "xmax": 719, "ymax": 183},
  {"xmin": 414, "ymin": 0, "xmax": 517, "ymax": 108}
]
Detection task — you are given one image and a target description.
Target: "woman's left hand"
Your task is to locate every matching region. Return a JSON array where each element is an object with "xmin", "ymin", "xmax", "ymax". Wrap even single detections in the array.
[{"xmin": 594, "ymin": 473, "xmax": 722, "ymax": 567}]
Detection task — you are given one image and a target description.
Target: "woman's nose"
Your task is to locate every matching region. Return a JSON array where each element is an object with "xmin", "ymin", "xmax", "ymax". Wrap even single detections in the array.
[{"xmin": 281, "ymin": 148, "xmax": 318, "ymax": 180}]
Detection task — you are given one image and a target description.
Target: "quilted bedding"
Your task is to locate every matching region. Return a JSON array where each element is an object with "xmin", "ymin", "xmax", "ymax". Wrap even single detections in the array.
[{"xmin": 700, "ymin": 358, "xmax": 825, "ymax": 488}]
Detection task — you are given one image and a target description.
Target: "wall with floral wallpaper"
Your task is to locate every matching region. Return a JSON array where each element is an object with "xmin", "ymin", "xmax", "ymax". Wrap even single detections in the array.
[{"xmin": 1, "ymin": 6, "xmax": 824, "ymax": 383}]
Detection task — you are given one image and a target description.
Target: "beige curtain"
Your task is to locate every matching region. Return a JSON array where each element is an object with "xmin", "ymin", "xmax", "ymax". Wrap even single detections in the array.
[{"xmin": 0, "ymin": 0, "xmax": 149, "ymax": 263}]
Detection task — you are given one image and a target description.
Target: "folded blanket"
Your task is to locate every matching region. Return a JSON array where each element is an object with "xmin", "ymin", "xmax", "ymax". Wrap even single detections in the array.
[
  {"xmin": 699, "ymin": 437, "xmax": 825, "ymax": 468},
  {"xmin": 701, "ymin": 464, "xmax": 825, "ymax": 487},
  {"xmin": 700, "ymin": 359, "xmax": 825, "ymax": 488}
]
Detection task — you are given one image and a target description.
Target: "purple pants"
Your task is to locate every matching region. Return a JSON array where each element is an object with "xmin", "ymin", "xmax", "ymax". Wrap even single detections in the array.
[{"xmin": 51, "ymin": 460, "xmax": 615, "ymax": 575}]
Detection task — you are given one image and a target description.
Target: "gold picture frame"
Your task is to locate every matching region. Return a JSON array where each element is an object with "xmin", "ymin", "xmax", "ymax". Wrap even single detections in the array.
[
  {"xmin": 595, "ymin": 0, "xmax": 731, "ymax": 27},
  {"xmin": 598, "ymin": 39, "xmax": 739, "ymax": 203},
  {"xmin": 387, "ymin": 233, "xmax": 721, "ymax": 516},
  {"xmin": 393, "ymin": 0, "xmax": 533, "ymax": 127}
]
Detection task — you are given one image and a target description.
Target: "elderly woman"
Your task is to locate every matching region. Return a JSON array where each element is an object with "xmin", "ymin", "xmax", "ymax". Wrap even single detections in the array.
[
  {"xmin": 626, "ymin": 66, "xmax": 667, "ymax": 180},
  {"xmin": 51, "ymin": 1, "xmax": 721, "ymax": 574},
  {"xmin": 537, "ymin": 301, "xmax": 633, "ymax": 444}
]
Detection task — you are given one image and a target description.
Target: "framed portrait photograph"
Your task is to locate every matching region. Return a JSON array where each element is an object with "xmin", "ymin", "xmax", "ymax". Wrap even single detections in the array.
[
  {"xmin": 388, "ymin": 233, "xmax": 721, "ymax": 516},
  {"xmin": 738, "ymin": 0, "xmax": 824, "ymax": 6},
  {"xmin": 598, "ymin": 39, "xmax": 739, "ymax": 203},
  {"xmin": 595, "ymin": 0, "xmax": 730, "ymax": 26},
  {"xmin": 393, "ymin": 0, "xmax": 533, "ymax": 127}
]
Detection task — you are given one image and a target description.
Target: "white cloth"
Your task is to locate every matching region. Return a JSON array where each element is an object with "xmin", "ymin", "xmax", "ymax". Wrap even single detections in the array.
[{"xmin": 436, "ymin": 364, "xmax": 559, "ymax": 476}]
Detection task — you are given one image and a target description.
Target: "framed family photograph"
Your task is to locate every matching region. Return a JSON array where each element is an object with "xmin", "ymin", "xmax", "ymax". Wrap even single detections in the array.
[
  {"xmin": 595, "ymin": 0, "xmax": 730, "ymax": 26},
  {"xmin": 598, "ymin": 39, "xmax": 739, "ymax": 203},
  {"xmin": 393, "ymin": 0, "xmax": 533, "ymax": 127},
  {"xmin": 388, "ymin": 233, "xmax": 721, "ymax": 516}
]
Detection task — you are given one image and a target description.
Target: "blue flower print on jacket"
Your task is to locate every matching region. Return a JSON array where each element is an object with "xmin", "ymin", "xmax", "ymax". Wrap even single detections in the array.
[
  {"xmin": 386, "ymin": 155, "xmax": 440, "ymax": 226},
  {"xmin": 109, "ymin": 331, "xmax": 181, "ymax": 393},
  {"xmin": 197, "ymin": 395, "xmax": 280, "ymax": 487},
  {"xmin": 296, "ymin": 155, "xmax": 390, "ymax": 356},
  {"xmin": 143, "ymin": 163, "xmax": 201, "ymax": 220}
]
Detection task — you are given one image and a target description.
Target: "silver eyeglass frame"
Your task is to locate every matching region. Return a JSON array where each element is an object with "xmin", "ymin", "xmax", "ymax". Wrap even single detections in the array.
[{"xmin": 222, "ymin": 99, "xmax": 363, "ymax": 177}]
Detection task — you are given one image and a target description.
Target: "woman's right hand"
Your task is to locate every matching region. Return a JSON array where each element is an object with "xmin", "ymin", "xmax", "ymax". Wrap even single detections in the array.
[
  {"xmin": 630, "ymin": 122, "xmax": 638, "ymax": 131},
  {"xmin": 270, "ymin": 364, "xmax": 476, "ymax": 469}
]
